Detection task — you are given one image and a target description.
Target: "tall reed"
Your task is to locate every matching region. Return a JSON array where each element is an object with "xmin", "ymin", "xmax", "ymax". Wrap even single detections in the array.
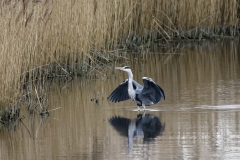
[{"xmin": 0, "ymin": 0, "xmax": 239, "ymax": 106}]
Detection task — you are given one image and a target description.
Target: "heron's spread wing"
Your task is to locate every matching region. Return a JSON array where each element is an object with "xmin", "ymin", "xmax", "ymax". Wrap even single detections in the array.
[
  {"xmin": 141, "ymin": 77, "xmax": 165, "ymax": 104},
  {"xmin": 107, "ymin": 79, "xmax": 130, "ymax": 102}
]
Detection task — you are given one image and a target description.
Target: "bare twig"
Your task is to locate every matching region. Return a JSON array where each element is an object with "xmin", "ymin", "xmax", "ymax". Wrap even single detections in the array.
[{"xmin": 34, "ymin": 84, "xmax": 43, "ymax": 111}]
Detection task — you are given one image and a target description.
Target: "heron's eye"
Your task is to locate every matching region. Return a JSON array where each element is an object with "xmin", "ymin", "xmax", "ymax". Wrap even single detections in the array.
[{"xmin": 124, "ymin": 66, "xmax": 130, "ymax": 69}]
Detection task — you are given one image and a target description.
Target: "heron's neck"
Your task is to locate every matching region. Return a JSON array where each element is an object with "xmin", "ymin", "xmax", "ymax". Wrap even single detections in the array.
[
  {"xmin": 127, "ymin": 71, "xmax": 133, "ymax": 82},
  {"xmin": 127, "ymin": 70, "xmax": 135, "ymax": 99}
]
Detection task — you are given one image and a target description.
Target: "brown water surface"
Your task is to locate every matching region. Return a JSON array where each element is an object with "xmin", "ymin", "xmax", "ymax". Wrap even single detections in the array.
[{"xmin": 1, "ymin": 40, "xmax": 240, "ymax": 160}]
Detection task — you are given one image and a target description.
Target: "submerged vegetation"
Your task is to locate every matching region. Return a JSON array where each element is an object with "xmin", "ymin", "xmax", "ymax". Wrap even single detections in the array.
[{"xmin": 0, "ymin": 0, "xmax": 240, "ymax": 121}]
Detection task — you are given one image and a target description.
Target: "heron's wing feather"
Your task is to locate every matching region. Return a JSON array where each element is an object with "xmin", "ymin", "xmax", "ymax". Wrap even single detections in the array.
[
  {"xmin": 132, "ymin": 80, "xmax": 143, "ymax": 92},
  {"xmin": 156, "ymin": 84, "xmax": 165, "ymax": 100},
  {"xmin": 107, "ymin": 79, "xmax": 130, "ymax": 102},
  {"xmin": 141, "ymin": 77, "xmax": 165, "ymax": 104}
]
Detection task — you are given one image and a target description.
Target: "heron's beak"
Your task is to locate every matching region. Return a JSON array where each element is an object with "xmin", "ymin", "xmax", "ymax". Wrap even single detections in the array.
[{"xmin": 115, "ymin": 67, "xmax": 124, "ymax": 70}]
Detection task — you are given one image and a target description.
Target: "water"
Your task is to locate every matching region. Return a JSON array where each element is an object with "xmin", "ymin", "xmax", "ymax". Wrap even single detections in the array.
[{"xmin": 1, "ymin": 40, "xmax": 240, "ymax": 160}]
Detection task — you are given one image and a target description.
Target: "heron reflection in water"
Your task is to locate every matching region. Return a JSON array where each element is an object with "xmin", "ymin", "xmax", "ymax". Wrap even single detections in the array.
[
  {"xmin": 108, "ymin": 66, "xmax": 165, "ymax": 110},
  {"xmin": 109, "ymin": 114, "xmax": 165, "ymax": 148}
]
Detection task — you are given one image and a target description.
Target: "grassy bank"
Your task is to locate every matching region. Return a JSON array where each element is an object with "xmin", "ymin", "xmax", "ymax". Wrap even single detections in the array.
[{"xmin": 0, "ymin": 0, "xmax": 239, "ymax": 113}]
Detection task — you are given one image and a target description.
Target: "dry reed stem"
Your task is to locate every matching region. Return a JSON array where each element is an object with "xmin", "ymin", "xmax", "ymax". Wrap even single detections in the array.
[{"xmin": 34, "ymin": 84, "xmax": 43, "ymax": 111}]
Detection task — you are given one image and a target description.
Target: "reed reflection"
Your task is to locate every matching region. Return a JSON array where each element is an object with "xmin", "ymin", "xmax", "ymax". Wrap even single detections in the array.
[{"xmin": 109, "ymin": 113, "xmax": 165, "ymax": 149}]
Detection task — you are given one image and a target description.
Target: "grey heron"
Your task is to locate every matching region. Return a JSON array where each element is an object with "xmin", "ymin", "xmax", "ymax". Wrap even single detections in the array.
[{"xmin": 108, "ymin": 66, "xmax": 165, "ymax": 110}]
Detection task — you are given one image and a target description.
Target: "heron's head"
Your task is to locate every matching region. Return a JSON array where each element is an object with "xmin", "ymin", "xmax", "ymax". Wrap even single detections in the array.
[{"xmin": 115, "ymin": 66, "xmax": 131, "ymax": 73}]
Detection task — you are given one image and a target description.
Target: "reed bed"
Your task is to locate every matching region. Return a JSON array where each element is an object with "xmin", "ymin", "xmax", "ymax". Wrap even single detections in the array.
[{"xmin": 0, "ymin": 0, "xmax": 239, "ymax": 117}]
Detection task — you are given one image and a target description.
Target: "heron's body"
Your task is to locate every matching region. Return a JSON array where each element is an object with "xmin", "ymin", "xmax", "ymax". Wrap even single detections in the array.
[{"xmin": 108, "ymin": 66, "xmax": 165, "ymax": 110}]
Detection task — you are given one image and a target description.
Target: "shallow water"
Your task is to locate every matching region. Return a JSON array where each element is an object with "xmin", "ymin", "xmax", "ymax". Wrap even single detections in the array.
[{"xmin": 1, "ymin": 40, "xmax": 240, "ymax": 159}]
